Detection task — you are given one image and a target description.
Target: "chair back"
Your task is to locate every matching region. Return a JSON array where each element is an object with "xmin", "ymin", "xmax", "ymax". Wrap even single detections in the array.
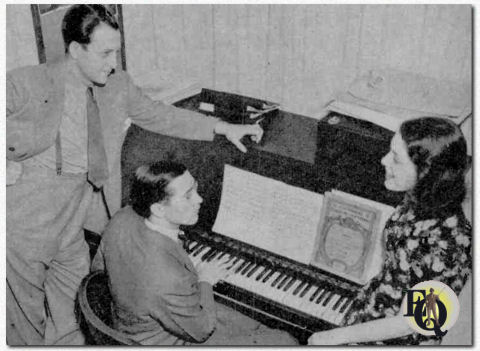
[{"xmin": 77, "ymin": 270, "xmax": 139, "ymax": 345}]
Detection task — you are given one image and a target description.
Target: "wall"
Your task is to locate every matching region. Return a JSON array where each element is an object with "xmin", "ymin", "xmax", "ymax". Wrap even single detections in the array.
[
  {"xmin": 6, "ymin": 5, "xmax": 38, "ymax": 71},
  {"xmin": 6, "ymin": 4, "xmax": 471, "ymax": 116},
  {"xmin": 122, "ymin": 4, "xmax": 471, "ymax": 116}
]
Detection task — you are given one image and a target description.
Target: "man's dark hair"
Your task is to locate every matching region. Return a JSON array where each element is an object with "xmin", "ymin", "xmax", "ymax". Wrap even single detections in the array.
[
  {"xmin": 400, "ymin": 117, "xmax": 468, "ymax": 220},
  {"xmin": 62, "ymin": 4, "xmax": 119, "ymax": 54},
  {"xmin": 130, "ymin": 161, "xmax": 187, "ymax": 218}
]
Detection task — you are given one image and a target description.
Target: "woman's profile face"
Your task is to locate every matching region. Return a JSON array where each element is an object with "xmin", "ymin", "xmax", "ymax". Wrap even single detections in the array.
[{"xmin": 381, "ymin": 132, "xmax": 418, "ymax": 192}]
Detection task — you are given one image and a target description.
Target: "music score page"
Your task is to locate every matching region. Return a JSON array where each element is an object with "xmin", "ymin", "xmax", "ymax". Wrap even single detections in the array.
[{"xmin": 212, "ymin": 165, "xmax": 324, "ymax": 264}]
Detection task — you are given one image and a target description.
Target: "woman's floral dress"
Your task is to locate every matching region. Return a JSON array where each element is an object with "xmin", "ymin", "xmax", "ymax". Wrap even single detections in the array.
[{"xmin": 343, "ymin": 202, "xmax": 472, "ymax": 345}]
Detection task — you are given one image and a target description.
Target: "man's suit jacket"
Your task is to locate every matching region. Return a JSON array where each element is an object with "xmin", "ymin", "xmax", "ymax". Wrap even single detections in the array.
[
  {"xmin": 6, "ymin": 60, "xmax": 218, "ymax": 232},
  {"xmin": 91, "ymin": 207, "xmax": 217, "ymax": 345}
]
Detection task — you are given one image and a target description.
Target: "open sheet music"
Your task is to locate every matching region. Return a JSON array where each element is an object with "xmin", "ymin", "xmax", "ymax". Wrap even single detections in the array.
[
  {"xmin": 212, "ymin": 165, "xmax": 324, "ymax": 264},
  {"xmin": 213, "ymin": 165, "xmax": 394, "ymax": 285}
]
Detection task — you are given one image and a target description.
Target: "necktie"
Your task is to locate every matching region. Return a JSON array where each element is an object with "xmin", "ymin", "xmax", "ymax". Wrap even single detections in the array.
[{"xmin": 86, "ymin": 87, "xmax": 109, "ymax": 191}]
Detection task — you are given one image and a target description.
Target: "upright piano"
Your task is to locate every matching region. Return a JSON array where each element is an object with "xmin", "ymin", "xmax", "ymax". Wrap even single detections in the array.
[{"xmin": 121, "ymin": 89, "xmax": 402, "ymax": 343}]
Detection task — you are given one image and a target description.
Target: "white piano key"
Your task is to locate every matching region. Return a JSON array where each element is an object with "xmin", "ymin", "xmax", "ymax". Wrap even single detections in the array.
[
  {"xmin": 280, "ymin": 279, "xmax": 304, "ymax": 308},
  {"xmin": 311, "ymin": 290, "xmax": 330, "ymax": 316},
  {"xmin": 240, "ymin": 265, "xmax": 264, "ymax": 292},
  {"xmin": 270, "ymin": 275, "xmax": 294, "ymax": 301},
  {"xmin": 324, "ymin": 294, "xmax": 343, "ymax": 322},
  {"xmin": 329, "ymin": 297, "xmax": 348, "ymax": 325},
  {"xmin": 258, "ymin": 271, "xmax": 281, "ymax": 296},
  {"xmin": 187, "ymin": 247, "xmax": 353, "ymax": 325},
  {"xmin": 294, "ymin": 284, "xmax": 315, "ymax": 312},
  {"xmin": 301, "ymin": 284, "xmax": 320, "ymax": 304},
  {"xmin": 187, "ymin": 240, "xmax": 199, "ymax": 251},
  {"xmin": 190, "ymin": 247, "xmax": 210, "ymax": 266},
  {"xmin": 322, "ymin": 294, "xmax": 342, "ymax": 322},
  {"xmin": 334, "ymin": 299, "xmax": 354, "ymax": 326}
]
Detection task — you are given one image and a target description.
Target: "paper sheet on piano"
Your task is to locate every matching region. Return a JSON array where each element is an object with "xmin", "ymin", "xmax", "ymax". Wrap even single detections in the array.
[
  {"xmin": 311, "ymin": 190, "xmax": 394, "ymax": 284},
  {"xmin": 213, "ymin": 165, "xmax": 324, "ymax": 264}
]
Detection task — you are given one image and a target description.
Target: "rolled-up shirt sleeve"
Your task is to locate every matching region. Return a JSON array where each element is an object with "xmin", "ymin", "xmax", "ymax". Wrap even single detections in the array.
[
  {"xmin": 147, "ymin": 263, "xmax": 217, "ymax": 343},
  {"xmin": 125, "ymin": 73, "xmax": 218, "ymax": 141}
]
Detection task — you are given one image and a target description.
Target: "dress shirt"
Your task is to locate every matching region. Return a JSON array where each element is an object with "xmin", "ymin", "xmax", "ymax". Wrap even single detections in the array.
[{"xmin": 24, "ymin": 61, "xmax": 89, "ymax": 173}]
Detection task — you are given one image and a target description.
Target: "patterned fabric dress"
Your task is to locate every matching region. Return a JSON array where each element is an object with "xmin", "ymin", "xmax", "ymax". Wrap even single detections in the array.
[{"xmin": 343, "ymin": 200, "xmax": 472, "ymax": 345}]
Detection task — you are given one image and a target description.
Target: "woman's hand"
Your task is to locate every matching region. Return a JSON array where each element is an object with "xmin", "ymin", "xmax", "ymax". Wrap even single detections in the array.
[
  {"xmin": 214, "ymin": 121, "xmax": 263, "ymax": 153},
  {"xmin": 308, "ymin": 331, "xmax": 345, "ymax": 345}
]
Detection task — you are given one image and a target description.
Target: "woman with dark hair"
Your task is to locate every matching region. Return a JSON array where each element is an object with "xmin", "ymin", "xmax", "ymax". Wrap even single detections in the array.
[
  {"xmin": 309, "ymin": 117, "xmax": 471, "ymax": 345},
  {"xmin": 92, "ymin": 161, "xmax": 297, "ymax": 345}
]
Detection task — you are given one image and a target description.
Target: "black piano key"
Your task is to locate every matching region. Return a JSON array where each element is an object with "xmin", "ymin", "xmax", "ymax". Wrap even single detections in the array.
[
  {"xmin": 187, "ymin": 241, "xmax": 200, "ymax": 253},
  {"xmin": 282, "ymin": 277, "xmax": 296, "ymax": 291},
  {"xmin": 332, "ymin": 297, "xmax": 345, "ymax": 311},
  {"xmin": 234, "ymin": 260, "xmax": 249, "ymax": 274},
  {"xmin": 207, "ymin": 249, "xmax": 221, "ymax": 261},
  {"xmin": 299, "ymin": 283, "xmax": 312, "ymax": 298},
  {"xmin": 226, "ymin": 257, "xmax": 240, "ymax": 270},
  {"xmin": 339, "ymin": 298, "xmax": 351, "ymax": 313},
  {"xmin": 240, "ymin": 261, "xmax": 254, "ymax": 275},
  {"xmin": 315, "ymin": 290, "xmax": 329, "ymax": 304},
  {"xmin": 230, "ymin": 256, "xmax": 241, "ymax": 266},
  {"xmin": 256, "ymin": 267, "xmax": 270, "ymax": 281},
  {"xmin": 201, "ymin": 248, "xmax": 215, "ymax": 261},
  {"xmin": 206, "ymin": 250, "xmax": 221, "ymax": 262},
  {"xmin": 271, "ymin": 273, "xmax": 285, "ymax": 287},
  {"xmin": 215, "ymin": 251, "xmax": 227, "ymax": 261},
  {"xmin": 277, "ymin": 275, "xmax": 292, "ymax": 290},
  {"xmin": 192, "ymin": 245, "xmax": 206, "ymax": 256},
  {"xmin": 225, "ymin": 254, "xmax": 236, "ymax": 264},
  {"xmin": 309, "ymin": 287, "xmax": 322, "ymax": 302},
  {"xmin": 322, "ymin": 292, "xmax": 334, "ymax": 306},
  {"xmin": 262, "ymin": 269, "xmax": 275, "ymax": 283},
  {"xmin": 292, "ymin": 281, "xmax": 306, "ymax": 296},
  {"xmin": 231, "ymin": 258, "xmax": 245, "ymax": 271},
  {"xmin": 247, "ymin": 264, "xmax": 261, "ymax": 278}
]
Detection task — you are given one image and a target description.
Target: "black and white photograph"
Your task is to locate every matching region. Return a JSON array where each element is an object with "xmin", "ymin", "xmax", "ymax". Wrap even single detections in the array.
[{"xmin": 4, "ymin": 3, "xmax": 473, "ymax": 346}]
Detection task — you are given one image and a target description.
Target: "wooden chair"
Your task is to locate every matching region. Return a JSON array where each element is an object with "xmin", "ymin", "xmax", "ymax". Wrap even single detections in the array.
[{"xmin": 77, "ymin": 270, "xmax": 139, "ymax": 345}]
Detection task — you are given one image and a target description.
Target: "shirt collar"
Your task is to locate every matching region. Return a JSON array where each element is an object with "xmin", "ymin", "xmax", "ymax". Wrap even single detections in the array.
[{"xmin": 144, "ymin": 218, "xmax": 183, "ymax": 244}]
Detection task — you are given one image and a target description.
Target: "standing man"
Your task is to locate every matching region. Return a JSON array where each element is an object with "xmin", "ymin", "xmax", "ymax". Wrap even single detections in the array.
[
  {"xmin": 6, "ymin": 4, "xmax": 262, "ymax": 345},
  {"xmin": 425, "ymin": 288, "xmax": 440, "ymax": 327}
]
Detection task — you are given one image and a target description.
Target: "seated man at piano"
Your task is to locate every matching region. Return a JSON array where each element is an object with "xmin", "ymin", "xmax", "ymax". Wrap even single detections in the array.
[
  {"xmin": 91, "ymin": 160, "xmax": 297, "ymax": 345},
  {"xmin": 309, "ymin": 117, "xmax": 472, "ymax": 345}
]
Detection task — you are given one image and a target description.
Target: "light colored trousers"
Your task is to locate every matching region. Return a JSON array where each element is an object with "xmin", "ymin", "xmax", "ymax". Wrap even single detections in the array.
[{"xmin": 6, "ymin": 166, "xmax": 93, "ymax": 345}]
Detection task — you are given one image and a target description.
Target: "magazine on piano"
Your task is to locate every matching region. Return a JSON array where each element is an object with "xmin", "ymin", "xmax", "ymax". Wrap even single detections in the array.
[
  {"xmin": 213, "ymin": 165, "xmax": 394, "ymax": 286},
  {"xmin": 311, "ymin": 190, "xmax": 393, "ymax": 285}
]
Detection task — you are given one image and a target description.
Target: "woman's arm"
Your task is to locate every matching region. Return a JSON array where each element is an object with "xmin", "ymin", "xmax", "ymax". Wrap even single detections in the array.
[{"xmin": 308, "ymin": 313, "xmax": 412, "ymax": 345}]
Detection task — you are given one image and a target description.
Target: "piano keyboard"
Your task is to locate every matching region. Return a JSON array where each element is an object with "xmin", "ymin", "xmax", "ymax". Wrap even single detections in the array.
[{"xmin": 186, "ymin": 240, "xmax": 354, "ymax": 327}]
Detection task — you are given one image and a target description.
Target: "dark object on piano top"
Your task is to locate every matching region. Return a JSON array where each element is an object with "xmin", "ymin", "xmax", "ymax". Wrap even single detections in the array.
[
  {"xmin": 174, "ymin": 88, "xmax": 279, "ymax": 131},
  {"xmin": 76, "ymin": 271, "xmax": 139, "ymax": 345},
  {"xmin": 316, "ymin": 112, "xmax": 403, "ymax": 207}
]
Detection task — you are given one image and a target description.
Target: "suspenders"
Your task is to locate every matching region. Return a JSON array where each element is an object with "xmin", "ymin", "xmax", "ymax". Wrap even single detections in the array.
[{"xmin": 55, "ymin": 131, "xmax": 62, "ymax": 176}]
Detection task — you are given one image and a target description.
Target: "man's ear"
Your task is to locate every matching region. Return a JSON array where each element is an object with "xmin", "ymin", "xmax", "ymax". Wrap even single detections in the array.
[
  {"xmin": 150, "ymin": 202, "xmax": 165, "ymax": 218},
  {"xmin": 68, "ymin": 41, "xmax": 83, "ymax": 60}
]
